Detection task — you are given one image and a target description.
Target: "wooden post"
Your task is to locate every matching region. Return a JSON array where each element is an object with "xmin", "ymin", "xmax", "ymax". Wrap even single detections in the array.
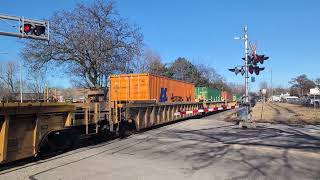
[
  {"xmin": 46, "ymin": 86, "xmax": 49, "ymax": 102},
  {"xmin": 94, "ymin": 103, "xmax": 99, "ymax": 133}
]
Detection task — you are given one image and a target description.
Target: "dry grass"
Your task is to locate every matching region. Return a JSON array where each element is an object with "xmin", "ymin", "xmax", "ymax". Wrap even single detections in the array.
[
  {"xmin": 251, "ymin": 102, "xmax": 278, "ymax": 123},
  {"xmin": 251, "ymin": 102, "xmax": 320, "ymax": 125}
]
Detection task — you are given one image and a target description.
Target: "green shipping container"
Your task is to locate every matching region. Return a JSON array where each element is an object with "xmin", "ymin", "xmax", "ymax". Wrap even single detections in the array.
[
  {"xmin": 195, "ymin": 87, "xmax": 221, "ymax": 102},
  {"xmin": 233, "ymin": 94, "xmax": 242, "ymax": 102}
]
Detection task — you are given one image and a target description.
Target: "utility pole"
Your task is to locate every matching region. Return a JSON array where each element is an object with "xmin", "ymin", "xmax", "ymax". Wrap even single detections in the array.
[{"xmin": 20, "ymin": 62, "xmax": 23, "ymax": 103}]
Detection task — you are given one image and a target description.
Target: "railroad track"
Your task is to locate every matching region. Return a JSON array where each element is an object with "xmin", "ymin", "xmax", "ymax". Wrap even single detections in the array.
[
  {"xmin": 265, "ymin": 103, "xmax": 281, "ymax": 115},
  {"xmin": 271, "ymin": 103, "xmax": 297, "ymax": 114},
  {"xmin": 263, "ymin": 103, "xmax": 309, "ymax": 124}
]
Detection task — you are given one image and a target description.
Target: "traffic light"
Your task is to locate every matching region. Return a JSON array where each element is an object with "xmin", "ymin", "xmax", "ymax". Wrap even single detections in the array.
[
  {"xmin": 245, "ymin": 52, "xmax": 268, "ymax": 75},
  {"xmin": 248, "ymin": 65, "xmax": 254, "ymax": 74},
  {"xmin": 238, "ymin": 50, "xmax": 269, "ymax": 76},
  {"xmin": 254, "ymin": 54, "xmax": 269, "ymax": 64},
  {"xmin": 254, "ymin": 67, "xmax": 264, "ymax": 75},
  {"xmin": 248, "ymin": 65, "xmax": 264, "ymax": 75},
  {"xmin": 33, "ymin": 25, "xmax": 46, "ymax": 36},
  {"xmin": 22, "ymin": 23, "xmax": 32, "ymax": 33},
  {"xmin": 20, "ymin": 23, "xmax": 46, "ymax": 36},
  {"xmin": 242, "ymin": 55, "xmax": 255, "ymax": 65},
  {"xmin": 229, "ymin": 66, "xmax": 245, "ymax": 76},
  {"xmin": 245, "ymin": 54, "xmax": 269, "ymax": 65}
]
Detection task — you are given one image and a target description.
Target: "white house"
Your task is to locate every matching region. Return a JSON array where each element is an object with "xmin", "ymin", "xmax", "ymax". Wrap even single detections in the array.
[{"xmin": 310, "ymin": 87, "xmax": 320, "ymax": 95}]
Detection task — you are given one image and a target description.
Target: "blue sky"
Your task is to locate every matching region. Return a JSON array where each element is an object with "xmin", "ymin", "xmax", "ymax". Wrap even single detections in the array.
[{"xmin": 0, "ymin": 0, "xmax": 319, "ymax": 91}]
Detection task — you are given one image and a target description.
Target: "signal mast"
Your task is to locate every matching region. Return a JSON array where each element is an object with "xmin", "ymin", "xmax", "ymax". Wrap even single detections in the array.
[
  {"xmin": 230, "ymin": 26, "xmax": 269, "ymax": 128},
  {"xmin": 0, "ymin": 13, "xmax": 49, "ymax": 102},
  {"xmin": 0, "ymin": 14, "xmax": 49, "ymax": 40}
]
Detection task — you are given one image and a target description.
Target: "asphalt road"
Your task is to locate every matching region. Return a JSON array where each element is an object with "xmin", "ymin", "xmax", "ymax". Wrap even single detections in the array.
[{"xmin": 0, "ymin": 110, "xmax": 320, "ymax": 180}]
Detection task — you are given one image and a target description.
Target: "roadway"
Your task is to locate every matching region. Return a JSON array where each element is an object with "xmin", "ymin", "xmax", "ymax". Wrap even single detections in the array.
[{"xmin": 0, "ymin": 110, "xmax": 319, "ymax": 180}]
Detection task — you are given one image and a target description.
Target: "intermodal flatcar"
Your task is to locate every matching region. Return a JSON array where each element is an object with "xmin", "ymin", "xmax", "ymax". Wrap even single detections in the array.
[{"xmin": 0, "ymin": 74, "xmax": 238, "ymax": 164}]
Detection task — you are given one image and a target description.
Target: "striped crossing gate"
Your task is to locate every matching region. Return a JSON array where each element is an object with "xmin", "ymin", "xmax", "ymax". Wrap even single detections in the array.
[{"xmin": 174, "ymin": 105, "xmax": 238, "ymax": 116}]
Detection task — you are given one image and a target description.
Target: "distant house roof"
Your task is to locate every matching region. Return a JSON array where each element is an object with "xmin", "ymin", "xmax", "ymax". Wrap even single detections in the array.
[{"xmin": 283, "ymin": 96, "xmax": 298, "ymax": 99}]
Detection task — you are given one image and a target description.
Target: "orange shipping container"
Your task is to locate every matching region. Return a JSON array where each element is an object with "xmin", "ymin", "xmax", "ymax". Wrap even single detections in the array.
[
  {"xmin": 221, "ymin": 91, "xmax": 233, "ymax": 102},
  {"xmin": 109, "ymin": 73, "xmax": 195, "ymax": 103}
]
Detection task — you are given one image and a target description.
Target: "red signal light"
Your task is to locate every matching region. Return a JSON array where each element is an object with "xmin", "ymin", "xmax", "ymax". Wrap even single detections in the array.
[
  {"xmin": 23, "ymin": 24, "xmax": 32, "ymax": 33},
  {"xmin": 254, "ymin": 67, "xmax": 265, "ymax": 75},
  {"xmin": 248, "ymin": 66, "xmax": 254, "ymax": 74},
  {"xmin": 254, "ymin": 67, "xmax": 260, "ymax": 75}
]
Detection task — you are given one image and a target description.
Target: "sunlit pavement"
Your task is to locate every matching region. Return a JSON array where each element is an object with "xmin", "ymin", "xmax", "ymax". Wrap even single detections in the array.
[{"xmin": 0, "ymin": 111, "xmax": 320, "ymax": 180}]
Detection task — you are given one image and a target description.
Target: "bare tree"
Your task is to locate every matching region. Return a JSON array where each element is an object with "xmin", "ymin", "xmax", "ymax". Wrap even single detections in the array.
[
  {"xmin": 228, "ymin": 83, "xmax": 245, "ymax": 95},
  {"xmin": 144, "ymin": 49, "xmax": 162, "ymax": 73},
  {"xmin": 25, "ymin": 68, "xmax": 47, "ymax": 100},
  {"xmin": 21, "ymin": 0, "xmax": 143, "ymax": 89},
  {"xmin": 0, "ymin": 61, "xmax": 19, "ymax": 92},
  {"xmin": 197, "ymin": 65, "xmax": 225, "ymax": 85},
  {"xmin": 289, "ymin": 74, "xmax": 315, "ymax": 97},
  {"xmin": 168, "ymin": 58, "xmax": 230, "ymax": 90},
  {"xmin": 273, "ymin": 86, "xmax": 288, "ymax": 95},
  {"xmin": 134, "ymin": 48, "xmax": 163, "ymax": 73},
  {"xmin": 315, "ymin": 78, "xmax": 320, "ymax": 87},
  {"xmin": 0, "ymin": 61, "xmax": 19, "ymax": 101}
]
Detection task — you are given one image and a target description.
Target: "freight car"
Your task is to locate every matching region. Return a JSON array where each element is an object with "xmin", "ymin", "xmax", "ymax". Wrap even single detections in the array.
[
  {"xmin": 0, "ymin": 74, "xmax": 237, "ymax": 164},
  {"xmin": 110, "ymin": 74, "xmax": 194, "ymax": 103},
  {"xmin": 221, "ymin": 91, "xmax": 233, "ymax": 102},
  {"xmin": 233, "ymin": 94, "xmax": 242, "ymax": 102},
  {"xmin": 195, "ymin": 87, "xmax": 235, "ymax": 103},
  {"xmin": 195, "ymin": 87, "xmax": 221, "ymax": 102}
]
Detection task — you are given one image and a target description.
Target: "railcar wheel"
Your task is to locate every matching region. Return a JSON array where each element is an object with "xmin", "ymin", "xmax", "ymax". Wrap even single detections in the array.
[{"xmin": 38, "ymin": 130, "xmax": 79, "ymax": 155}]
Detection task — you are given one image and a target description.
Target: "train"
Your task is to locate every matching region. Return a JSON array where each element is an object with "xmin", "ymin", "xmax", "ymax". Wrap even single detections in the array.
[
  {"xmin": 0, "ymin": 73, "xmax": 238, "ymax": 164},
  {"xmin": 195, "ymin": 87, "xmax": 242, "ymax": 103}
]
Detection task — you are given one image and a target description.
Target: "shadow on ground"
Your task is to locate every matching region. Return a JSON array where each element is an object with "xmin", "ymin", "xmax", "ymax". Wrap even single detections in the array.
[
  {"xmin": 1, "ymin": 118, "xmax": 320, "ymax": 180},
  {"xmin": 125, "ymin": 123, "xmax": 320, "ymax": 179}
]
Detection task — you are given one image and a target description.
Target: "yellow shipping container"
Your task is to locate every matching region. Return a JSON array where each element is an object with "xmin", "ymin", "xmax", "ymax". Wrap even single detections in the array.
[{"xmin": 109, "ymin": 73, "xmax": 194, "ymax": 103}]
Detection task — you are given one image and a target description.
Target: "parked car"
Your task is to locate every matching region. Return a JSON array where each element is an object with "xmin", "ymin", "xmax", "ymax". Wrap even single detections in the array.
[{"xmin": 306, "ymin": 95, "xmax": 320, "ymax": 108}]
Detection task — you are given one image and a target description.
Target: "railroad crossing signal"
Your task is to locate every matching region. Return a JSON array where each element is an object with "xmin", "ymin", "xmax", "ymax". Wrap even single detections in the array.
[
  {"xmin": 20, "ymin": 23, "xmax": 46, "ymax": 36},
  {"xmin": 249, "ymin": 54, "xmax": 268, "ymax": 75},
  {"xmin": 243, "ymin": 54, "xmax": 269, "ymax": 65},
  {"xmin": 248, "ymin": 65, "xmax": 265, "ymax": 75},
  {"xmin": 22, "ymin": 24, "xmax": 32, "ymax": 33},
  {"xmin": 254, "ymin": 54, "xmax": 269, "ymax": 64},
  {"xmin": 0, "ymin": 14, "xmax": 49, "ymax": 41},
  {"xmin": 228, "ymin": 66, "xmax": 245, "ymax": 76},
  {"xmin": 230, "ymin": 52, "xmax": 269, "ymax": 76},
  {"xmin": 242, "ymin": 43, "xmax": 269, "ymax": 75}
]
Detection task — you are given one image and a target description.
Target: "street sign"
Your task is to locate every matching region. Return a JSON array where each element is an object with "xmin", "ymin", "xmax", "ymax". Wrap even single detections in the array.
[{"xmin": 251, "ymin": 77, "xmax": 255, "ymax": 82}]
